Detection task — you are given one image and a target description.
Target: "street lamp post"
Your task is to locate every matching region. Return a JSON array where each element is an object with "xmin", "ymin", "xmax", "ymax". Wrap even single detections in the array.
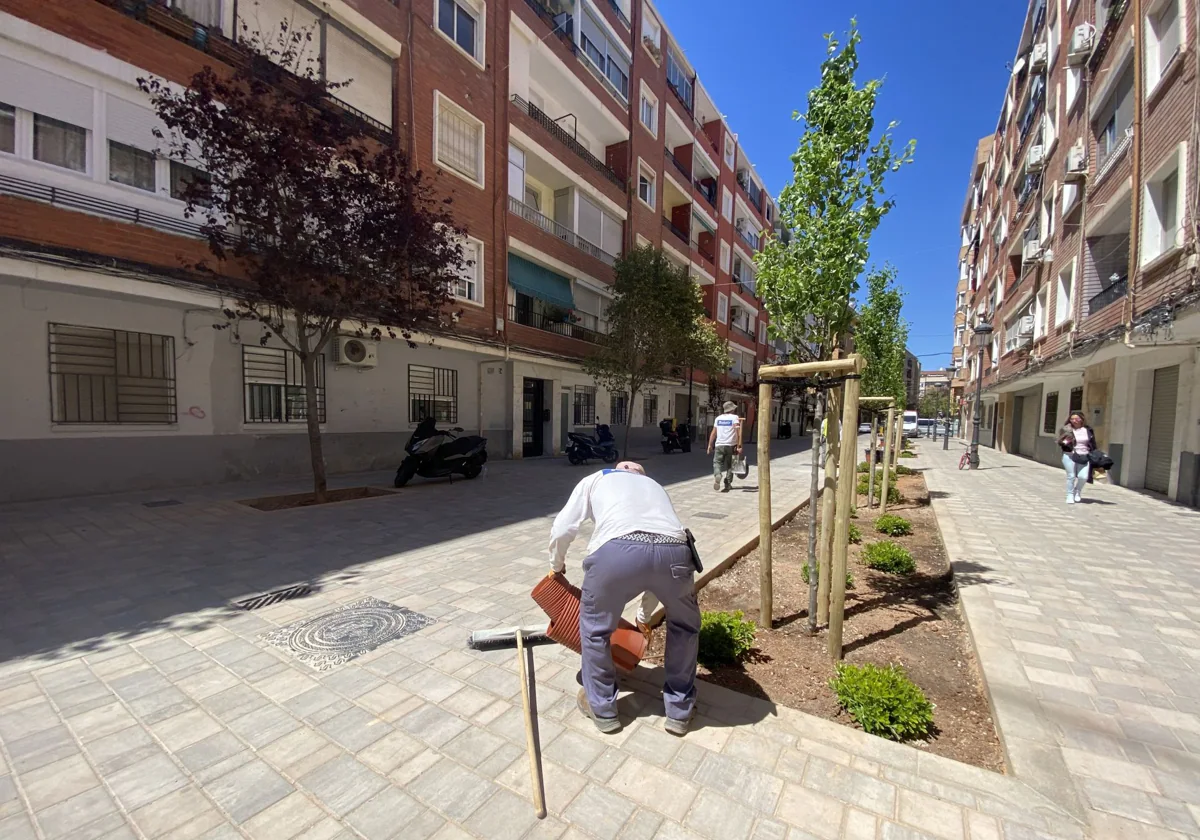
[
  {"xmin": 943, "ymin": 365, "xmax": 958, "ymax": 450},
  {"xmin": 968, "ymin": 320, "xmax": 993, "ymax": 470}
]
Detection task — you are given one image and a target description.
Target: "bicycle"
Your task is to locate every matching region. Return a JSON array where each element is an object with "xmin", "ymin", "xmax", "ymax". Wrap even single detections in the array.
[{"xmin": 958, "ymin": 450, "xmax": 971, "ymax": 470}]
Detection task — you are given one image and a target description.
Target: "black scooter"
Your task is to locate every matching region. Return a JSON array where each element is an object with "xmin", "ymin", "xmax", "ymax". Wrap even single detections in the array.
[
  {"xmin": 566, "ymin": 423, "xmax": 619, "ymax": 465},
  {"xmin": 660, "ymin": 418, "xmax": 692, "ymax": 454},
  {"xmin": 394, "ymin": 418, "xmax": 488, "ymax": 487}
]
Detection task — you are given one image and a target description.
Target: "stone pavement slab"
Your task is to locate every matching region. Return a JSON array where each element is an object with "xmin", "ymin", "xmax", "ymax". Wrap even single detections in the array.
[
  {"xmin": 919, "ymin": 440, "xmax": 1200, "ymax": 839},
  {"xmin": 0, "ymin": 437, "xmax": 1088, "ymax": 839}
]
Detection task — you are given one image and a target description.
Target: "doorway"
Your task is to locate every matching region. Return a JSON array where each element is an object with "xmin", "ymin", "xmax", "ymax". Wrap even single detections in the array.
[
  {"xmin": 1145, "ymin": 365, "xmax": 1179, "ymax": 494},
  {"xmin": 1011, "ymin": 396, "xmax": 1024, "ymax": 455},
  {"xmin": 522, "ymin": 378, "xmax": 545, "ymax": 457},
  {"xmin": 560, "ymin": 391, "xmax": 569, "ymax": 454}
]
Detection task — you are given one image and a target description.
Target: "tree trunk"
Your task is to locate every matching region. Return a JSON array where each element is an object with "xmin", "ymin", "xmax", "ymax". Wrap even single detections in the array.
[
  {"xmin": 806, "ymin": 388, "xmax": 823, "ymax": 635},
  {"xmin": 817, "ymin": 387, "xmax": 840, "ymax": 627},
  {"xmin": 622, "ymin": 379, "xmax": 637, "ymax": 456},
  {"xmin": 298, "ymin": 333, "xmax": 328, "ymax": 503}
]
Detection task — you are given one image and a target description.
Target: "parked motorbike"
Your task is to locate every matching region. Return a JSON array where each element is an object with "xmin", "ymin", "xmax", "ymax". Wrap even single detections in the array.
[
  {"xmin": 394, "ymin": 417, "xmax": 488, "ymax": 487},
  {"xmin": 778, "ymin": 421, "xmax": 792, "ymax": 439},
  {"xmin": 659, "ymin": 418, "xmax": 692, "ymax": 454},
  {"xmin": 566, "ymin": 423, "xmax": 619, "ymax": 465}
]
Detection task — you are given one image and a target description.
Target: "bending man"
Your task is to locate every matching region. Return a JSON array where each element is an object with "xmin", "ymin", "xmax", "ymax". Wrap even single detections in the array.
[{"xmin": 548, "ymin": 461, "xmax": 700, "ymax": 736}]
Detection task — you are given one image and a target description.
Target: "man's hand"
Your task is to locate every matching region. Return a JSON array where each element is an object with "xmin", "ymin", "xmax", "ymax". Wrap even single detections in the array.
[
  {"xmin": 706, "ymin": 445, "xmax": 713, "ymax": 455},
  {"xmin": 736, "ymin": 444, "xmax": 743, "ymax": 455}
]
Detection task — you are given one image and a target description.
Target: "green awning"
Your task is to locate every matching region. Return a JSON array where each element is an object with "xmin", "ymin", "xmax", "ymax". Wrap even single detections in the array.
[{"xmin": 508, "ymin": 254, "xmax": 576, "ymax": 310}]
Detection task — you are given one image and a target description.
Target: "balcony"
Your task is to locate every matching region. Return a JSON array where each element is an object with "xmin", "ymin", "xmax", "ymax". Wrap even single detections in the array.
[
  {"xmin": 737, "ymin": 171, "xmax": 764, "ymax": 213},
  {"xmin": 1088, "ymin": 277, "xmax": 1128, "ymax": 316},
  {"xmin": 509, "ymin": 304, "xmax": 602, "ymax": 344},
  {"xmin": 730, "ymin": 322, "xmax": 756, "ymax": 343},
  {"xmin": 509, "ymin": 195, "xmax": 617, "ymax": 266},
  {"xmin": 666, "ymin": 148, "xmax": 691, "ymax": 184},
  {"xmin": 733, "ymin": 271, "xmax": 756, "ymax": 297},
  {"xmin": 663, "ymin": 216, "xmax": 689, "ymax": 246},
  {"xmin": 666, "ymin": 52, "xmax": 694, "ymax": 114},
  {"xmin": 736, "ymin": 226, "xmax": 761, "ymax": 251},
  {"xmin": 521, "ymin": 0, "xmax": 577, "ymax": 53},
  {"xmin": 696, "ymin": 240, "xmax": 714, "ymax": 266},
  {"xmin": 694, "ymin": 179, "xmax": 716, "ymax": 208},
  {"xmin": 1016, "ymin": 172, "xmax": 1041, "ymax": 209},
  {"xmin": 603, "ymin": 0, "xmax": 630, "ymax": 29},
  {"xmin": 511, "ymin": 95, "xmax": 624, "ymax": 189}
]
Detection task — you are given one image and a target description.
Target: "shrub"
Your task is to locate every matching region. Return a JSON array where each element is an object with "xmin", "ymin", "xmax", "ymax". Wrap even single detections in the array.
[
  {"xmin": 899, "ymin": 451, "xmax": 916, "ymax": 459},
  {"xmin": 874, "ymin": 515, "xmax": 913, "ymax": 537},
  {"xmin": 857, "ymin": 461, "xmax": 870, "ymax": 473},
  {"xmin": 801, "ymin": 564, "xmax": 853, "ymax": 589},
  {"xmin": 829, "ymin": 663, "xmax": 934, "ymax": 741},
  {"xmin": 894, "ymin": 465, "xmax": 916, "ymax": 476},
  {"xmin": 857, "ymin": 476, "xmax": 902, "ymax": 504},
  {"xmin": 848, "ymin": 522, "xmax": 862, "ymax": 544},
  {"xmin": 862, "ymin": 540, "xmax": 916, "ymax": 574},
  {"xmin": 698, "ymin": 610, "xmax": 756, "ymax": 666}
]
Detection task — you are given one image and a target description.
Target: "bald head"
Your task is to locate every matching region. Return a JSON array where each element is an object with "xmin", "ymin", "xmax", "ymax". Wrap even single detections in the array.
[{"xmin": 614, "ymin": 461, "xmax": 646, "ymax": 475}]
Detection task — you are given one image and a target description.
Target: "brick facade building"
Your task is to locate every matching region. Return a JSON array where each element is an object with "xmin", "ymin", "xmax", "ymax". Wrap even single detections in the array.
[
  {"xmin": 0, "ymin": 0, "xmax": 781, "ymax": 501},
  {"xmin": 952, "ymin": 0, "xmax": 1200, "ymax": 507}
]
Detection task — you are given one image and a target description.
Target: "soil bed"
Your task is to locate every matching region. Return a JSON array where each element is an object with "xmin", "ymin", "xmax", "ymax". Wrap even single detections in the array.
[
  {"xmin": 650, "ymin": 467, "xmax": 1004, "ymax": 771},
  {"xmin": 239, "ymin": 486, "xmax": 395, "ymax": 511}
]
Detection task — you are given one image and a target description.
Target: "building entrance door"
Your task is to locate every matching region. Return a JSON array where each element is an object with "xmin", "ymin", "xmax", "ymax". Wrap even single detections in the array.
[{"xmin": 523, "ymin": 378, "xmax": 545, "ymax": 457}]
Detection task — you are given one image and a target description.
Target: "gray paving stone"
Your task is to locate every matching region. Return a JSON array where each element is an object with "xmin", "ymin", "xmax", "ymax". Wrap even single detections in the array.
[
  {"xmin": 21, "ymin": 754, "xmax": 100, "ymax": 811},
  {"xmin": 396, "ymin": 703, "xmax": 470, "ymax": 748},
  {"xmin": 298, "ymin": 754, "xmax": 388, "ymax": 817},
  {"xmin": 176, "ymin": 731, "xmax": 244, "ymax": 774},
  {"xmin": 345, "ymin": 786, "xmax": 442, "ymax": 840},
  {"xmin": 205, "ymin": 758, "xmax": 294, "ymax": 824},
  {"xmin": 315, "ymin": 704, "xmax": 391, "ymax": 752},
  {"xmin": 33, "ymin": 786, "xmax": 119, "ymax": 839},
  {"xmin": 693, "ymin": 752, "xmax": 784, "ymax": 815},
  {"xmin": 0, "ymin": 812, "xmax": 38, "ymax": 840},
  {"xmin": 682, "ymin": 788, "xmax": 756, "ymax": 840},
  {"xmin": 104, "ymin": 752, "xmax": 187, "ymax": 811},
  {"xmin": 406, "ymin": 757, "xmax": 497, "ymax": 821},
  {"xmin": 802, "ymin": 756, "xmax": 896, "ymax": 818},
  {"xmin": 463, "ymin": 788, "xmax": 540, "ymax": 840},
  {"xmin": 544, "ymin": 728, "xmax": 609, "ymax": 774},
  {"xmin": 563, "ymin": 783, "xmax": 637, "ymax": 840},
  {"xmin": 6, "ymin": 724, "xmax": 81, "ymax": 774},
  {"xmin": 439, "ymin": 725, "xmax": 506, "ymax": 769}
]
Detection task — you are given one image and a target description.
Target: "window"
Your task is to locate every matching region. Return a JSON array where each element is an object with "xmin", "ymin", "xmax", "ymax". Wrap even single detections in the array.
[
  {"xmin": 243, "ymin": 346, "xmax": 325, "ymax": 424},
  {"xmin": 641, "ymin": 10, "xmax": 661, "ymax": 52},
  {"xmin": 720, "ymin": 240, "xmax": 731, "ymax": 273},
  {"xmin": 639, "ymin": 87, "xmax": 657, "ymax": 135},
  {"xmin": 723, "ymin": 133, "xmax": 735, "ymax": 169},
  {"xmin": 1146, "ymin": 0, "xmax": 1182, "ymax": 95},
  {"xmin": 721, "ymin": 187, "xmax": 733, "ymax": 222},
  {"xmin": 435, "ymin": 93, "xmax": 484, "ymax": 186},
  {"xmin": 643, "ymin": 394, "xmax": 658, "ymax": 426},
  {"xmin": 1095, "ymin": 66, "xmax": 1134, "ymax": 169},
  {"xmin": 760, "ymin": 322, "xmax": 768, "ymax": 345},
  {"xmin": 1040, "ymin": 189, "xmax": 1055, "ymax": 242},
  {"xmin": 1034, "ymin": 287, "xmax": 1049, "ymax": 340},
  {"xmin": 170, "ymin": 160, "xmax": 211, "ymax": 205},
  {"xmin": 1043, "ymin": 391, "xmax": 1060, "ymax": 434},
  {"xmin": 1056, "ymin": 260, "xmax": 1075, "ymax": 326},
  {"xmin": 1066, "ymin": 66, "xmax": 1082, "ymax": 110},
  {"xmin": 1069, "ymin": 387, "xmax": 1083, "ymax": 413},
  {"xmin": 637, "ymin": 162, "xmax": 655, "ymax": 208},
  {"xmin": 581, "ymin": 13, "xmax": 630, "ymax": 100},
  {"xmin": 1143, "ymin": 144, "xmax": 1185, "ymax": 263},
  {"xmin": 574, "ymin": 385, "xmax": 596, "ymax": 425},
  {"xmin": 108, "ymin": 141, "xmax": 155, "ymax": 192},
  {"xmin": 453, "ymin": 237, "xmax": 484, "ymax": 304},
  {"xmin": 0, "ymin": 103, "xmax": 13, "ymax": 154},
  {"xmin": 34, "ymin": 114, "xmax": 87, "ymax": 172},
  {"xmin": 573, "ymin": 285, "xmax": 609, "ymax": 334},
  {"xmin": 716, "ymin": 292, "xmax": 729, "ymax": 324},
  {"xmin": 437, "ymin": 0, "xmax": 480, "ymax": 62},
  {"xmin": 665, "ymin": 49, "xmax": 692, "ymax": 110},
  {"xmin": 409, "ymin": 364, "xmax": 458, "ymax": 423},
  {"xmin": 507, "ymin": 143, "xmax": 526, "ymax": 202},
  {"xmin": 1062, "ymin": 181, "xmax": 1080, "ymax": 217},
  {"xmin": 611, "ymin": 391, "xmax": 628, "ymax": 424},
  {"xmin": 955, "ymin": 325, "xmax": 965, "ymax": 346},
  {"xmin": 49, "ymin": 323, "xmax": 177, "ymax": 424}
]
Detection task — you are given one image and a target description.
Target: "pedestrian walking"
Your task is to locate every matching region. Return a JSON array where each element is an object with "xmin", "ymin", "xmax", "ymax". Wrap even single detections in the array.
[
  {"xmin": 707, "ymin": 400, "xmax": 742, "ymax": 492},
  {"xmin": 547, "ymin": 462, "xmax": 701, "ymax": 736},
  {"xmin": 1058, "ymin": 411, "xmax": 1096, "ymax": 504}
]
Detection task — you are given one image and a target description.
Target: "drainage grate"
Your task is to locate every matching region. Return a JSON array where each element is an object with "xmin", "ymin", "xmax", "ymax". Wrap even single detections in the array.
[
  {"xmin": 234, "ymin": 583, "xmax": 313, "ymax": 611},
  {"xmin": 694, "ymin": 512, "xmax": 728, "ymax": 520},
  {"xmin": 143, "ymin": 499, "xmax": 182, "ymax": 508}
]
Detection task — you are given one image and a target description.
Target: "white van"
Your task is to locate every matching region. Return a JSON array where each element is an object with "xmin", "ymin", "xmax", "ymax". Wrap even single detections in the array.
[{"xmin": 902, "ymin": 410, "xmax": 918, "ymax": 436}]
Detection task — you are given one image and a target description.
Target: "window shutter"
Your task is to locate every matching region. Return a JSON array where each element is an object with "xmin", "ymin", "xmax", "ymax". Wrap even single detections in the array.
[
  {"xmin": 106, "ymin": 95, "xmax": 167, "ymax": 152},
  {"xmin": 577, "ymin": 194, "xmax": 603, "ymax": 247},
  {"xmin": 325, "ymin": 25, "xmax": 394, "ymax": 127},
  {"xmin": 0, "ymin": 56, "xmax": 93, "ymax": 128},
  {"xmin": 601, "ymin": 212, "xmax": 622, "ymax": 255}
]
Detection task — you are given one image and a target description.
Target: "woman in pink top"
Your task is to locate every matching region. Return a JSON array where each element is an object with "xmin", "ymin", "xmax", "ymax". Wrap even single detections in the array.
[{"xmin": 1058, "ymin": 412, "xmax": 1096, "ymax": 504}]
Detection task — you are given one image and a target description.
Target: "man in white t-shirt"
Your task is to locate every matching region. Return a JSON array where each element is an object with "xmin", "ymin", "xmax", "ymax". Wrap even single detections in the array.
[{"xmin": 707, "ymin": 401, "xmax": 742, "ymax": 492}]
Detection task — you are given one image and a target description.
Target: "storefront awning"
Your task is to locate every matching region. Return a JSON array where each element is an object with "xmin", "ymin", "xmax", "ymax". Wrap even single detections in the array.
[{"xmin": 507, "ymin": 254, "xmax": 576, "ymax": 311}]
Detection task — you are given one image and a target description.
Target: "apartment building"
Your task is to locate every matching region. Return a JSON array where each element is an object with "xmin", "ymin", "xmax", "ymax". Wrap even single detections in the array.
[
  {"xmin": 0, "ymin": 0, "xmax": 778, "ymax": 501},
  {"xmin": 953, "ymin": 0, "xmax": 1200, "ymax": 507}
]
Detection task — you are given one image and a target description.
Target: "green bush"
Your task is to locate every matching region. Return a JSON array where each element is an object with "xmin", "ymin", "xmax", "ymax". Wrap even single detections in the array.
[
  {"xmin": 857, "ymin": 461, "xmax": 870, "ymax": 473},
  {"xmin": 698, "ymin": 610, "xmax": 757, "ymax": 666},
  {"xmin": 874, "ymin": 515, "xmax": 913, "ymax": 537},
  {"xmin": 862, "ymin": 540, "xmax": 916, "ymax": 573},
  {"xmin": 848, "ymin": 522, "xmax": 862, "ymax": 544},
  {"xmin": 857, "ymin": 476, "xmax": 902, "ymax": 504},
  {"xmin": 894, "ymin": 465, "xmax": 916, "ymax": 476},
  {"xmin": 829, "ymin": 663, "xmax": 934, "ymax": 741},
  {"xmin": 800, "ymin": 564, "xmax": 853, "ymax": 589},
  {"xmin": 899, "ymin": 451, "xmax": 916, "ymax": 459}
]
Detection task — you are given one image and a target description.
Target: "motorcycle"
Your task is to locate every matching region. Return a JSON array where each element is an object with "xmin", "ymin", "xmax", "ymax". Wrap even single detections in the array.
[
  {"xmin": 394, "ymin": 417, "xmax": 488, "ymax": 487},
  {"xmin": 659, "ymin": 418, "xmax": 692, "ymax": 454},
  {"xmin": 566, "ymin": 423, "xmax": 619, "ymax": 465}
]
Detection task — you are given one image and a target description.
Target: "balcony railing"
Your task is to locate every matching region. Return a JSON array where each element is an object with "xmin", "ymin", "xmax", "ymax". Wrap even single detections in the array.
[
  {"xmin": 733, "ymin": 272, "xmax": 756, "ymax": 296},
  {"xmin": 666, "ymin": 148, "xmax": 691, "ymax": 183},
  {"xmin": 663, "ymin": 216, "xmax": 689, "ymax": 245},
  {"xmin": 1088, "ymin": 277, "xmax": 1128, "ymax": 316},
  {"xmin": 737, "ymin": 172, "xmax": 764, "ymax": 213},
  {"xmin": 736, "ymin": 226, "xmax": 760, "ymax": 250},
  {"xmin": 511, "ymin": 95, "xmax": 624, "ymax": 189},
  {"xmin": 521, "ymin": 0, "xmax": 576, "ymax": 52},
  {"xmin": 1017, "ymin": 172, "xmax": 1041, "ymax": 208},
  {"xmin": 694, "ymin": 179, "xmax": 716, "ymax": 208},
  {"xmin": 604, "ymin": 0, "xmax": 630, "ymax": 29},
  {"xmin": 666, "ymin": 53, "xmax": 694, "ymax": 114},
  {"xmin": 509, "ymin": 195, "xmax": 617, "ymax": 265},
  {"xmin": 697, "ymin": 241, "xmax": 714, "ymax": 265},
  {"xmin": 1097, "ymin": 126, "xmax": 1133, "ymax": 181},
  {"xmin": 509, "ymin": 304, "xmax": 603, "ymax": 344},
  {"xmin": 730, "ymin": 323, "xmax": 756, "ymax": 343}
]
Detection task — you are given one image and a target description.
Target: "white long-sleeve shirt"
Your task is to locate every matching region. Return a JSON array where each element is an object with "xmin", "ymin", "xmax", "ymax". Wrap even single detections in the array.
[{"xmin": 548, "ymin": 469, "xmax": 687, "ymax": 572}]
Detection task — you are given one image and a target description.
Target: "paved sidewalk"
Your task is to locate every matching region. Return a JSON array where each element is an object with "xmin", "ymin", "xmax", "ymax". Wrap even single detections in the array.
[
  {"xmin": 0, "ymin": 437, "xmax": 1083, "ymax": 840},
  {"xmin": 919, "ymin": 441, "xmax": 1200, "ymax": 839}
]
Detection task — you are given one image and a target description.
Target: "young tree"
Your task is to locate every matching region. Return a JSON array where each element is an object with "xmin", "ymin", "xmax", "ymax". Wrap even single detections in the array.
[
  {"xmin": 857, "ymin": 264, "xmax": 909, "ymax": 409},
  {"xmin": 139, "ymin": 21, "xmax": 465, "ymax": 501},
  {"xmin": 755, "ymin": 19, "xmax": 915, "ymax": 634},
  {"xmin": 584, "ymin": 247, "xmax": 728, "ymax": 452}
]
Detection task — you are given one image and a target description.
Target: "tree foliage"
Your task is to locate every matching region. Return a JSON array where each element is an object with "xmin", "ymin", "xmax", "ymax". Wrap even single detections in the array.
[
  {"xmin": 919, "ymin": 388, "xmax": 951, "ymax": 419},
  {"xmin": 857, "ymin": 264, "xmax": 908, "ymax": 407},
  {"xmin": 139, "ymin": 20, "xmax": 465, "ymax": 500},
  {"xmin": 583, "ymin": 247, "xmax": 728, "ymax": 448},
  {"xmin": 755, "ymin": 19, "xmax": 915, "ymax": 357}
]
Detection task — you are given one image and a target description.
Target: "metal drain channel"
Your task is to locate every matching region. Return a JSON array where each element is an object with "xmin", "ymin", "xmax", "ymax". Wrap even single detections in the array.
[{"xmin": 234, "ymin": 583, "xmax": 313, "ymax": 611}]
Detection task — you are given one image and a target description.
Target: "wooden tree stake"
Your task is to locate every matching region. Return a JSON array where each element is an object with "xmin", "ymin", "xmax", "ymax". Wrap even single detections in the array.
[
  {"xmin": 880, "ymin": 406, "xmax": 895, "ymax": 515},
  {"xmin": 866, "ymin": 413, "xmax": 877, "ymax": 509},
  {"xmin": 829, "ymin": 362, "xmax": 864, "ymax": 660},
  {"xmin": 817, "ymin": 387, "xmax": 840, "ymax": 627},
  {"xmin": 758, "ymin": 381, "xmax": 773, "ymax": 628}
]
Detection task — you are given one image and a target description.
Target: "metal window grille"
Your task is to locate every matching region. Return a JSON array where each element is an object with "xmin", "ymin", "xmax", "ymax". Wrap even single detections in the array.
[
  {"xmin": 1069, "ymin": 387, "xmax": 1083, "ymax": 414},
  {"xmin": 1043, "ymin": 392, "xmax": 1059, "ymax": 434},
  {"xmin": 49, "ymin": 323, "xmax": 177, "ymax": 424},
  {"xmin": 437, "ymin": 103, "xmax": 481, "ymax": 182},
  {"xmin": 242, "ymin": 346, "xmax": 326, "ymax": 424},
  {"xmin": 409, "ymin": 365, "xmax": 458, "ymax": 423},
  {"xmin": 574, "ymin": 386, "xmax": 596, "ymax": 425},
  {"xmin": 643, "ymin": 395, "xmax": 657, "ymax": 426},
  {"xmin": 611, "ymin": 392, "xmax": 628, "ymax": 425}
]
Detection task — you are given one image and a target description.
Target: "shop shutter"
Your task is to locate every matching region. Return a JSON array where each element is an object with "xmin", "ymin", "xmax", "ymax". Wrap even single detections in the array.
[{"xmin": 1144, "ymin": 365, "xmax": 1179, "ymax": 494}]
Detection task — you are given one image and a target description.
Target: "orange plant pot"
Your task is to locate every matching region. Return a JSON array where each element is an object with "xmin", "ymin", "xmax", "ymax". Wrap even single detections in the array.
[{"xmin": 531, "ymin": 572, "xmax": 647, "ymax": 672}]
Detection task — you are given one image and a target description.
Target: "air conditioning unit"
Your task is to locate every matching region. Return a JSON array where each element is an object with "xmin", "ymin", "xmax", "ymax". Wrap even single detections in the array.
[
  {"xmin": 333, "ymin": 336, "xmax": 378, "ymax": 368},
  {"xmin": 1027, "ymin": 144, "xmax": 1046, "ymax": 172},
  {"xmin": 1019, "ymin": 315, "xmax": 1035, "ymax": 336},
  {"xmin": 1068, "ymin": 24, "xmax": 1094, "ymax": 64},
  {"xmin": 1022, "ymin": 239, "xmax": 1043, "ymax": 262},
  {"xmin": 1030, "ymin": 42, "xmax": 1049, "ymax": 70},
  {"xmin": 1065, "ymin": 141, "xmax": 1087, "ymax": 179}
]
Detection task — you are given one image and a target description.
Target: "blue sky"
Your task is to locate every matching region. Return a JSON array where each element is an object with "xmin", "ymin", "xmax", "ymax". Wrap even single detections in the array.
[{"xmin": 654, "ymin": 0, "xmax": 1028, "ymax": 369}]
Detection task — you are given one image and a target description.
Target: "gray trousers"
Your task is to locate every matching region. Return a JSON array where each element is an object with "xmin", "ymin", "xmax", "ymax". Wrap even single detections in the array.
[
  {"xmin": 581, "ymin": 539, "xmax": 700, "ymax": 721},
  {"xmin": 713, "ymin": 445, "xmax": 735, "ymax": 487}
]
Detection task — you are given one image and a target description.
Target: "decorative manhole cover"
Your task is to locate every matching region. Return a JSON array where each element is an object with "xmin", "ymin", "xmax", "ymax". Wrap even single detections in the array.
[
  {"xmin": 694, "ymin": 512, "xmax": 728, "ymax": 519},
  {"xmin": 261, "ymin": 597, "xmax": 434, "ymax": 670}
]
